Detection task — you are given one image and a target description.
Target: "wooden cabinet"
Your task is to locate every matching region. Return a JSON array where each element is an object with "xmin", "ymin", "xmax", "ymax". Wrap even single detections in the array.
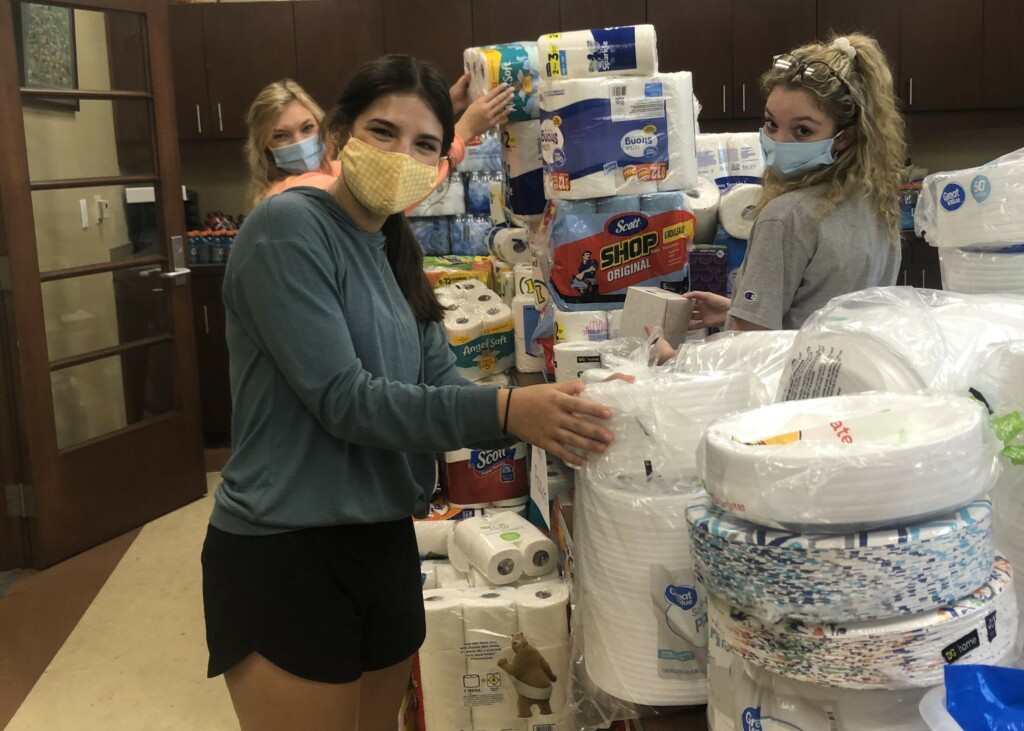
[
  {"xmin": 900, "ymin": 0, "xmax": 983, "ymax": 111},
  {"xmin": 648, "ymin": 0, "xmax": 733, "ymax": 120},
  {"xmin": 558, "ymin": 0, "xmax": 646, "ymax": 32},
  {"xmin": 733, "ymin": 0, "xmax": 817, "ymax": 119},
  {"xmin": 190, "ymin": 267, "xmax": 232, "ymax": 444},
  {"xmin": 471, "ymin": 0, "xmax": 559, "ymax": 48},
  {"xmin": 816, "ymin": 0, "xmax": 900, "ymax": 94},
  {"xmin": 382, "ymin": 0, "xmax": 473, "ymax": 84},
  {"xmin": 294, "ymin": 0, "xmax": 385, "ymax": 111},
  {"xmin": 168, "ymin": 3, "xmax": 297, "ymax": 141},
  {"xmin": 982, "ymin": 0, "xmax": 1024, "ymax": 108}
]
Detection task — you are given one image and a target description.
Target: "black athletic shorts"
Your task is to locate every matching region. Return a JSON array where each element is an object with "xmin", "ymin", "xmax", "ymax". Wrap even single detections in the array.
[{"xmin": 201, "ymin": 517, "xmax": 426, "ymax": 683}]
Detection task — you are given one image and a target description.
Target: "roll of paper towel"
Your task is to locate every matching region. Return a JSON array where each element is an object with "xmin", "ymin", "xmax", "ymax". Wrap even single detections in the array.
[
  {"xmin": 488, "ymin": 225, "xmax": 531, "ymax": 264},
  {"xmin": 464, "ymin": 43, "xmax": 540, "ymax": 121},
  {"xmin": 538, "ymin": 25, "xmax": 658, "ymax": 79},
  {"xmin": 655, "ymin": 71, "xmax": 698, "ymax": 193},
  {"xmin": 511, "ymin": 263, "xmax": 535, "ymax": 300},
  {"xmin": 515, "ymin": 581, "xmax": 571, "ymax": 718},
  {"xmin": 554, "ymin": 308, "xmax": 609, "ymax": 342},
  {"xmin": 490, "ymin": 510, "xmax": 558, "ymax": 576},
  {"xmin": 501, "ymin": 121, "xmax": 547, "ymax": 217},
  {"xmin": 421, "ymin": 588, "xmax": 473, "ymax": 731},
  {"xmin": 415, "ymin": 519, "xmax": 456, "ymax": 558},
  {"xmin": 685, "ymin": 176, "xmax": 722, "ymax": 246},
  {"xmin": 718, "ymin": 183, "xmax": 763, "ymax": 240},
  {"xmin": 554, "ymin": 340, "xmax": 605, "ymax": 382}
]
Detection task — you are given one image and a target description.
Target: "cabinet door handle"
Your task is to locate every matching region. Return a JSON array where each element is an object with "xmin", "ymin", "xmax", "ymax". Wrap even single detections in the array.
[
  {"xmin": 902, "ymin": 270, "xmax": 908, "ymax": 287},
  {"xmin": 909, "ymin": 77, "xmax": 914, "ymax": 106},
  {"xmin": 920, "ymin": 269, "xmax": 926, "ymax": 288},
  {"xmin": 195, "ymin": 104, "xmax": 202, "ymax": 135},
  {"xmin": 203, "ymin": 305, "xmax": 210, "ymax": 335},
  {"xmin": 722, "ymin": 85, "xmax": 727, "ymax": 114},
  {"xmin": 742, "ymin": 84, "xmax": 746, "ymax": 113},
  {"xmin": 217, "ymin": 103, "xmax": 224, "ymax": 132}
]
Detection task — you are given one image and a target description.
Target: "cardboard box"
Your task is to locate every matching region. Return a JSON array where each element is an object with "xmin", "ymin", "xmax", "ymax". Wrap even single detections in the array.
[{"xmin": 618, "ymin": 286, "xmax": 696, "ymax": 348}]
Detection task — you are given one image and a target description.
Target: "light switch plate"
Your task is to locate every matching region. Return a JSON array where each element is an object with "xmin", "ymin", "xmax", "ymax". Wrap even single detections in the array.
[{"xmin": 79, "ymin": 199, "xmax": 89, "ymax": 229}]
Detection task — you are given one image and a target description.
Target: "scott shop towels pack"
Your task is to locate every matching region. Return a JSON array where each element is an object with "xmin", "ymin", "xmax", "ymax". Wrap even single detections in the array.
[{"xmin": 538, "ymin": 192, "xmax": 693, "ymax": 310}]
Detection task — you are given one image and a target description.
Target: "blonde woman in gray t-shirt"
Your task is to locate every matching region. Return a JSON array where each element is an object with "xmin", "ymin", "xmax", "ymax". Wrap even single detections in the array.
[{"xmin": 675, "ymin": 33, "xmax": 905, "ymax": 345}]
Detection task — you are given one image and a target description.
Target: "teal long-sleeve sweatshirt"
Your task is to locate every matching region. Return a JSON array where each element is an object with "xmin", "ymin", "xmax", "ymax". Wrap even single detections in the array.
[{"xmin": 210, "ymin": 188, "xmax": 505, "ymax": 535}]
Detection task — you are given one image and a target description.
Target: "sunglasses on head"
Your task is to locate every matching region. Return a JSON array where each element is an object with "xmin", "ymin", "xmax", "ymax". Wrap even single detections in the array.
[{"xmin": 772, "ymin": 53, "xmax": 852, "ymax": 95}]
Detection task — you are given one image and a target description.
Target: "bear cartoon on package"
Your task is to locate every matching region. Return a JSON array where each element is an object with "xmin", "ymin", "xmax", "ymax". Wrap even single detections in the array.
[{"xmin": 497, "ymin": 632, "xmax": 558, "ymax": 718}]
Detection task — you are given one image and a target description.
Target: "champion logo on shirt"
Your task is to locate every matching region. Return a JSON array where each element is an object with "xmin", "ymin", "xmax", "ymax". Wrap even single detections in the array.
[{"xmin": 743, "ymin": 290, "xmax": 758, "ymax": 302}]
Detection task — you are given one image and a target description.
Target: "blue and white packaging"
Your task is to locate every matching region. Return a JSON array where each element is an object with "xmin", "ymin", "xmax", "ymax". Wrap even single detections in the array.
[
  {"xmin": 463, "ymin": 43, "xmax": 540, "ymax": 121},
  {"xmin": 500, "ymin": 120, "xmax": 547, "ymax": 216},
  {"xmin": 409, "ymin": 216, "xmax": 451, "ymax": 256},
  {"xmin": 539, "ymin": 73, "xmax": 697, "ymax": 200},
  {"xmin": 408, "ymin": 172, "xmax": 465, "ymax": 217},
  {"xmin": 696, "ymin": 133, "xmax": 765, "ymax": 191},
  {"xmin": 457, "ymin": 130, "xmax": 503, "ymax": 173},
  {"xmin": 466, "ymin": 172, "xmax": 492, "ymax": 216},
  {"xmin": 538, "ymin": 25, "xmax": 658, "ymax": 79}
]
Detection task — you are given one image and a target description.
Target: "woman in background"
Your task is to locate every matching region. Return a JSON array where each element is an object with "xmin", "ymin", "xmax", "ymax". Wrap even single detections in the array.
[{"xmin": 243, "ymin": 74, "xmax": 513, "ymax": 208}]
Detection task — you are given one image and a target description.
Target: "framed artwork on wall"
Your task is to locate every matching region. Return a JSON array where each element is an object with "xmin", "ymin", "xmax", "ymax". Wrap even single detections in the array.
[{"xmin": 15, "ymin": 1, "xmax": 80, "ymax": 111}]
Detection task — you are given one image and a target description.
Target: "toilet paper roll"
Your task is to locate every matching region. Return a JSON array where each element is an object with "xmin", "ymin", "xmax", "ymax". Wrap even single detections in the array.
[
  {"xmin": 462, "ymin": 586, "xmax": 520, "ymax": 728},
  {"xmin": 488, "ymin": 225, "xmax": 532, "ymax": 264},
  {"xmin": 415, "ymin": 519, "xmax": 456, "ymax": 558},
  {"xmin": 453, "ymin": 279, "xmax": 486, "ymax": 296},
  {"xmin": 538, "ymin": 25, "xmax": 658, "ymax": 79},
  {"xmin": 655, "ymin": 71, "xmax": 699, "ymax": 193},
  {"xmin": 554, "ymin": 340, "xmax": 605, "ymax": 382},
  {"xmin": 685, "ymin": 177, "xmax": 722, "ymax": 246},
  {"xmin": 554, "ymin": 308, "xmax": 609, "ymax": 342},
  {"xmin": 481, "ymin": 303, "xmax": 514, "ymax": 335},
  {"xmin": 511, "ymin": 263, "xmax": 535, "ymax": 300},
  {"xmin": 445, "ymin": 313, "xmax": 483, "ymax": 346},
  {"xmin": 540, "ymin": 77, "xmax": 663, "ymax": 200},
  {"xmin": 449, "ymin": 516, "xmax": 525, "ymax": 585},
  {"xmin": 516, "ymin": 581, "xmax": 570, "ymax": 648},
  {"xmin": 488, "ymin": 510, "xmax": 558, "ymax": 576},
  {"xmin": 421, "ymin": 588, "xmax": 473, "ymax": 731},
  {"xmin": 516, "ymin": 337, "xmax": 545, "ymax": 373},
  {"xmin": 435, "ymin": 562, "xmax": 473, "ymax": 589},
  {"xmin": 718, "ymin": 183, "xmax": 763, "ymax": 240}
]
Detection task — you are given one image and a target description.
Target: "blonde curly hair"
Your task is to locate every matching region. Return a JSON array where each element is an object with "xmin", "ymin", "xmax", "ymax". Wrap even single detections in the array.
[
  {"xmin": 758, "ymin": 33, "xmax": 906, "ymax": 244},
  {"xmin": 243, "ymin": 79, "xmax": 331, "ymax": 208}
]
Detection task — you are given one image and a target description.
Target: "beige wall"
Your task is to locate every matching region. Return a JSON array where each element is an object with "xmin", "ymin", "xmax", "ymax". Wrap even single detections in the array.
[
  {"xmin": 24, "ymin": 9, "xmax": 129, "ymax": 447},
  {"xmin": 181, "ymin": 158, "xmax": 250, "ymax": 219}
]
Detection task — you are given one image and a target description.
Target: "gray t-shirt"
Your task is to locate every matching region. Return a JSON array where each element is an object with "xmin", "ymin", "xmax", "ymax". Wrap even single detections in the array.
[{"xmin": 727, "ymin": 185, "xmax": 900, "ymax": 330}]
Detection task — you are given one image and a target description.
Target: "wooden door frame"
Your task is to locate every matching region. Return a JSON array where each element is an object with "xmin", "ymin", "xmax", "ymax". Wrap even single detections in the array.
[{"xmin": 0, "ymin": 0, "xmax": 206, "ymax": 568}]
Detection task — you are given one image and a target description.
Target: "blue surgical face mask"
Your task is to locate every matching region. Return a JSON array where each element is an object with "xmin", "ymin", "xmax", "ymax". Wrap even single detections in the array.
[
  {"xmin": 270, "ymin": 134, "xmax": 325, "ymax": 174},
  {"xmin": 759, "ymin": 128, "xmax": 841, "ymax": 179}
]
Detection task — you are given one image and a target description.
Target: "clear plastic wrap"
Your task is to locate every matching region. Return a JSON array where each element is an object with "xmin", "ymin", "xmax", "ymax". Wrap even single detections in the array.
[
  {"xmin": 708, "ymin": 555, "xmax": 1019, "ymax": 690},
  {"xmin": 437, "ymin": 282, "xmax": 516, "ymax": 381},
  {"xmin": 914, "ymin": 147, "xmax": 1024, "ymax": 249},
  {"xmin": 463, "ymin": 43, "xmax": 540, "ymax": 123},
  {"xmin": 939, "ymin": 246, "xmax": 1024, "ymax": 295},
  {"xmin": 688, "ymin": 495, "xmax": 994, "ymax": 624},
  {"xmin": 576, "ymin": 369, "xmax": 769, "ymax": 485},
  {"xmin": 697, "ymin": 391, "xmax": 1001, "ymax": 532},
  {"xmin": 447, "ymin": 512, "xmax": 558, "ymax": 586},
  {"xmin": 707, "ymin": 627, "xmax": 938, "ymax": 731},
  {"xmin": 778, "ymin": 287, "xmax": 1024, "ymax": 401},
  {"xmin": 665, "ymin": 329, "xmax": 798, "ymax": 397},
  {"xmin": 568, "ymin": 471, "xmax": 708, "ymax": 726}
]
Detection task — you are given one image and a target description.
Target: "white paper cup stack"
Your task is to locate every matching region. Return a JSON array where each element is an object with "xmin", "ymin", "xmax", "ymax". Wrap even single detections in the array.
[{"xmin": 939, "ymin": 247, "xmax": 1024, "ymax": 295}]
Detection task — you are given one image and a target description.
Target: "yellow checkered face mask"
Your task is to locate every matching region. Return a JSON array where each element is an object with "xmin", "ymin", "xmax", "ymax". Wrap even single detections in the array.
[{"xmin": 340, "ymin": 137, "xmax": 439, "ymax": 215}]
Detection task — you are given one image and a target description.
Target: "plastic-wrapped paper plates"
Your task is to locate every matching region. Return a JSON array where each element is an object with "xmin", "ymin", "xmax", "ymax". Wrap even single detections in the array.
[
  {"xmin": 688, "ymin": 497, "xmax": 994, "ymax": 623},
  {"xmin": 697, "ymin": 392, "xmax": 1000, "ymax": 532},
  {"xmin": 670, "ymin": 330, "xmax": 798, "ymax": 399},
  {"xmin": 939, "ymin": 248, "xmax": 1024, "ymax": 295},
  {"xmin": 707, "ymin": 628, "xmax": 936, "ymax": 731},
  {"xmin": 710, "ymin": 555, "xmax": 1018, "ymax": 690}
]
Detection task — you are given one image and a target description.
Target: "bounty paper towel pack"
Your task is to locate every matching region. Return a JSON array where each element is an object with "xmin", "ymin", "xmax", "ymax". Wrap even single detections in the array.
[
  {"xmin": 464, "ymin": 43, "xmax": 540, "ymax": 122},
  {"xmin": 538, "ymin": 25, "xmax": 658, "ymax": 79},
  {"xmin": 539, "ymin": 73, "xmax": 698, "ymax": 200},
  {"xmin": 538, "ymin": 192, "xmax": 693, "ymax": 310}
]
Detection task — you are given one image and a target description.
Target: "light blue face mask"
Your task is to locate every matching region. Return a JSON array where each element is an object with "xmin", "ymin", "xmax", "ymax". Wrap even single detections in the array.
[
  {"xmin": 270, "ymin": 134, "xmax": 325, "ymax": 174},
  {"xmin": 759, "ymin": 128, "xmax": 841, "ymax": 179}
]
